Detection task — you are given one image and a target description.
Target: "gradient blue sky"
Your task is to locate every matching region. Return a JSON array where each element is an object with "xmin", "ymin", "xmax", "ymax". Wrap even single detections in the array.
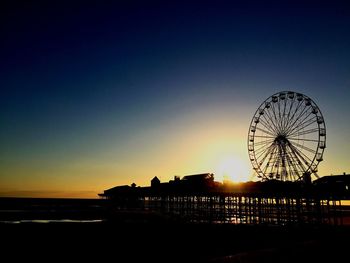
[{"xmin": 1, "ymin": 1, "xmax": 350, "ymax": 197}]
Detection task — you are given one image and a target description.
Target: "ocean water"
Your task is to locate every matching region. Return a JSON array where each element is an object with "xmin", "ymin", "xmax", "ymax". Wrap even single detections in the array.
[
  {"xmin": 1, "ymin": 197, "xmax": 350, "ymax": 226},
  {"xmin": 0, "ymin": 219, "xmax": 104, "ymax": 224},
  {"xmin": 0, "ymin": 197, "xmax": 107, "ymax": 224}
]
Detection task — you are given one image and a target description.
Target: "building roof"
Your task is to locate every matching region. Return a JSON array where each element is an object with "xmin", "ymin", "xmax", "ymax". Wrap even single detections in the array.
[
  {"xmin": 314, "ymin": 174, "xmax": 350, "ymax": 184},
  {"xmin": 151, "ymin": 176, "xmax": 160, "ymax": 183},
  {"xmin": 182, "ymin": 173, "xmax": 214, "ymax": 181}
]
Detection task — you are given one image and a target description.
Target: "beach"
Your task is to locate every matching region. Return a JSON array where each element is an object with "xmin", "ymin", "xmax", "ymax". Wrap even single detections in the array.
[
  {"xmin": 2, "ymin": 220, "xmax": 349, "ymax": 263},
  {"xmin": 1, "ymin": 197, "xmax": 349, "ymax": 262}
]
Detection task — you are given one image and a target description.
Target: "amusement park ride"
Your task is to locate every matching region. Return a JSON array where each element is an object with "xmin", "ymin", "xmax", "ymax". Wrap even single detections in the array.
[{"xmin": 248, "ymin": 91, "xmax": 326, "ymax": 183}]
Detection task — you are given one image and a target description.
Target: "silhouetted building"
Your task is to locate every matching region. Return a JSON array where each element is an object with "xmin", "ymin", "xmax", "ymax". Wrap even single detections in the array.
[
  {"xmin": 182, "ymin": 173, "xmax": 214, "ymax": 182},
  {"xmin": 314, "ymin": 173, "xmax": 350, "ymax": 198},
  {"xmin": 100, "ymin": 173, "xmax": 350, "ymax": 199},
  {"xmin": 99, "ymin": 185, "xmax": 130, "ymax": 198},
  {"xmin": 151, "ymin": 176, "xmax": 160, "ymax": 187}
]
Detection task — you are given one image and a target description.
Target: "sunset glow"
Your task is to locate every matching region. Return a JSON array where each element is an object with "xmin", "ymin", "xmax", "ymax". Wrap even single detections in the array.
[{"xmin": 214, "ymin": 155, "xmax": 251, "ymax": 183}]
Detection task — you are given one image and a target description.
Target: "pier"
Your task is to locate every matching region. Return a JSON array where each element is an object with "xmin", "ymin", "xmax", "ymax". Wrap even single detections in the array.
[{"xmin": 99, "ymin": 173, "xmax": 350, "ymax": 225}]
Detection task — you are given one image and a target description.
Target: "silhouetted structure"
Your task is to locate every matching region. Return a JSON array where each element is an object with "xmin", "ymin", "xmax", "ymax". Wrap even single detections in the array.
[
  {"xmin": 99, "ymin": 173, "xmax": 350, "ymax": 225},
  {"xmin": 248, "ymin": 91, "xmax": 326, "ymax": 182},
  {"xmin": 151, "ymin": 176, "xmax": 160, "ymax": 187},
  {"xmin": 313, "ymin": 173, "xmax": 350, "ymax": 199}
]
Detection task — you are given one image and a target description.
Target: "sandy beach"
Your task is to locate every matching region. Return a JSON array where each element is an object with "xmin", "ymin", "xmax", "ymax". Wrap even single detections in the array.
[{"xmin": 1, "ymin": 197, "xmax": 349, "ymax": 262}]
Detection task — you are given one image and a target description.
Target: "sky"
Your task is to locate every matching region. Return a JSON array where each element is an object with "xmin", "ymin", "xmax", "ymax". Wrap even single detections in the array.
[{"xmin": 1, "ymin": 1, "xmax": 350, "ymax": 198}]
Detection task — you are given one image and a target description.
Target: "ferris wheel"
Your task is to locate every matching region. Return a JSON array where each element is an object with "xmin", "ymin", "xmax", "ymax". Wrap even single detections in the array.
[{"xmin": 248, "ymin": 91, "xmax": 326, "ymax": 182}]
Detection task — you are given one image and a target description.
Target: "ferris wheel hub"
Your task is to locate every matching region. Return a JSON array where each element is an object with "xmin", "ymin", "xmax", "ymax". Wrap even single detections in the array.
[{"xmin": 275, "ymin": 135, "xmax": 287, "ymax": 143}]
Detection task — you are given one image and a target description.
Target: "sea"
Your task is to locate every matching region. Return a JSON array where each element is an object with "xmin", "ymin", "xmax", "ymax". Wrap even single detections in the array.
[
  {"xmin": 0, "ymin": 197, "xmax": 107, "ymax": 224},
  {"xmin": 1, "ymin": 197, "xmax": 350, "ymax": 225}
]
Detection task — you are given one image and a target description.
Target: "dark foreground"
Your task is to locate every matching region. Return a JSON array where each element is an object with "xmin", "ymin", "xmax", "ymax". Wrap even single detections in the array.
[
  {"xmin": 1, "ymin": 197, "xmax": 349, "ymax": 262},
  {"xmin": 2, "ymin": 221, "xmax": 350, "ymax": 263}
]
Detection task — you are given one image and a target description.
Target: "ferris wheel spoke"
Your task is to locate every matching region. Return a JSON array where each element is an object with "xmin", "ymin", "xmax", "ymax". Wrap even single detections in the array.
[
  {"xmin": 264, "ymin": 150, "xmax": 274, "ymax": 174},
  {"xmin": 284, "ymin": 100, "xmax": 303, "ymax": 132},
  {"xmin": 288, "ymin": 140, "xmax": 316, "ymax": 154},
  {"xmin": 280, "ymin": 146, "xmax": 288, "ymax": 174},
  {"xmin": 270, "ymin": 101, "xmax": 282, "ymax": 132},
  {"xmin": 279, "ymin": 98, "xmax": 286, "ymax": 131},
  {"xmin": 256, "ymin": 143, "xmax": 277, "ymax": 163},
  {"xmin": 264, "ymin": 108, "xmax": 280, "ymax": 133},
  {"xmin": 288, "ymin": 142, "xmax": 314, "ymax": 166},
  {"xmin": 258, "ymin": 142, "xmax": 276, "ymax": 161},
  {"xmin": 255, "ymin": 142, "xmax": 275, "ymax": 159},
  {"xmin": 293, "ymin": 98, "xmax": 310, "ymax": 119},
  {"xmin": 277, "ymin": 147, "xmax": 286, "ymax": 178},
  {"xmin": 287, "ymin": 117, "xmax": 317, "ymax": 137},
  {"xmin": 287, "ymin": 137, "xmax": 319, "ymax": 142},
  {"xmin": 287, "ymin": 145, "xmax": 307, "ymax": 174},
  {"xmin": 295, "ymin": 148, "xmax": 314, "ymax": 166},
  {"xmin": 258, "ymin": 145, "xmax": 277, "ymax": 170},
  {"xmin": 282, "ymin": 96, "xmax": 291, "ymax": 132},
  {"xmin": 280, "ymin": 99, "xmax": 288, "ymax": 131},
  {"xmin": 259, "ymin": 118, "xmax": 278, "ymax": 135},
  {"xmin": 284, "ymin": 102, "xmax": 310, "ymax": 134},
  {"xmin": 274, "ymin": 145, "xmax": 281, "ymax": 171},
  {"xmin": 253, "ymin": 135, "xmax": 276, "ymax": 139},
  {"xmin": 283, "ymin": 99, "xmax": 294, "ymax": 131},
  {"xmin": 271, "ymin": 150, "xmax": 282, "ymax": 176},
  {"xmin": 284, "ymin": 97, "xmax": 296, "ymax": 130},
  {"xmin": 286, "ymin": 111, "xmax": 314, "ymax": 135},
  {"xmin": 260, "ymin": 118, "xmax": 278, "ymax": 134},
  {"xmin": 266, "ymin": 154, "xmax": 277, "ymax": 176},
  {"xmin": 254, "ymin": 139, "xmax": 275, "ymax": 147},
  {"xmin": 284, "ymin": 152, "xmax": 298, "ymax": 180},
  {"xmin": 254, "ymin": 145, "xmax": 271, "ymax": 157},
  {"xmin": 289, "ymin": 108, "xmax": 314, "ymax": 135},
  {"xmin": 278, "ymin": 99, "xmax": 286, "ymax": 133},
  {"xmin": 255, "ymin": 127, "xmax": 276, "ymax": 137},
  {"xmin": 254, "ymin": 144, "xmax": 269, "ymax": 155},
  {"xmin": 288, "ymin": 157, "xmax": 304, "ymax": 176},
  {"xmin": 286, "ymin": 147, "xmax": 304, "ymax": 179},
  {"xmin": 260, "ymin": 114, "xmax": 279, "ymax": 134},
  {"xmin": 254, "ymin": 144, "xmax": 275, "ymax": 157},
  {"xmin": 288, "ymin": 128, "xmax": 319, "ymax": 138},
  {"xmin": 277, "ymin": 98, "xmax": 282, "ymax": 124}
]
